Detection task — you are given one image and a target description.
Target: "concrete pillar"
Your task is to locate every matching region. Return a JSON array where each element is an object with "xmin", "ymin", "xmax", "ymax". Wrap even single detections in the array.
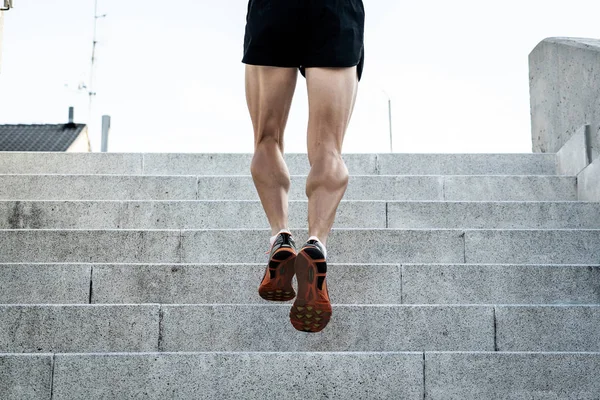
[{"xmin": 529, "ymin": 37, "xmax": 600, "ymax": 153}]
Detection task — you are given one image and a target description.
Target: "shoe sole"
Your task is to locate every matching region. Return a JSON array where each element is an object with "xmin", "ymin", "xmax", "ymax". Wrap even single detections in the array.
[
  {"xmin": 289, "ymin": 248, "xmax": 332, "ymax": 333},
  {"xmin": 258, "ymin": 247, "xmax": 297, "ymax": 302}
]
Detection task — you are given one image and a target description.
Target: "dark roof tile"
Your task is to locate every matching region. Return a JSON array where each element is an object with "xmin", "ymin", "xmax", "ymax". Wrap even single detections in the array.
[{"xmin": 0, "ymin": 124, "xmax": 87, "ymax": 151}]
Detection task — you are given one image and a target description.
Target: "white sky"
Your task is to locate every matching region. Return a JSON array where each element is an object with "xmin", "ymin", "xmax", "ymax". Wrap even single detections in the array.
[{"xmin": 0, "ymin": 0, "xmax": 598, "ymax": 153}]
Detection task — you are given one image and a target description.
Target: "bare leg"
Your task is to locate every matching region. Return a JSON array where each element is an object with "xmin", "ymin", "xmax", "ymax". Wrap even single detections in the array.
[
  {"xmin": 245, "ymin": 65, "xmax": 298, "ymax": 236},
  {"xmin": 305, "ymin": 67, "xmax": 359, "ymax": 245},
  {"xmin": 288, "ymin": 67, "xmax": 358, "ymax": 333}
]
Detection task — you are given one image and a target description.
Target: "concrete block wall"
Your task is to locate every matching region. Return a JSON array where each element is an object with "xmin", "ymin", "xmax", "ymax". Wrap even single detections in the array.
[
  {"xmin": 529, "ymin": 37, "xmax": 600, "ymax": 153},
  {"xmin": 556, "ymin": 124, "xmax": 600, "ymax": 201}
]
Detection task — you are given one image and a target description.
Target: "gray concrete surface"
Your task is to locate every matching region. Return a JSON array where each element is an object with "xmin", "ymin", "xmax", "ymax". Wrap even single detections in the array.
[
  {"xmin": 0, "ymin": 229, "xmax": 182, "ymax": 263},
  {"xmin": 0, "ymin": 173, "xmax": 577, "ymax": 201},
  {"xmin": 4, "ymin": 228, "xmax": 599, "ymax": 264},
  {"xmin": 52, "ymin": 352, "xmax": 424, "ymax": 400},
  {"xmin": 0, "ymin": 264, "xmax": 90, "ymax": 304},
  {"xmin": 530, "ymin": 37, "xmax": 600, "ymax": 152},
  {"xmin": 199, "ymin": 175, "xmax": 576, "ymax": 201},
  {"xmin": 556, "ymin": 125, "xmax": 591, "ymax": 175},
  {"xmin": 0, "ymin": 354, "xmax": 53, "ymax": 400},
  {"xmin": 425, "ymin": 352, "xmax": 600, "ymax": 399},
  {"xmin": 578, "ymin": 157, "xmax": 600, "ymax": 201},
  {"xmin": 198, "ymin": 175, "xmax": 445, "ymax": 201},
  {"xmin": 0, "ymin": 152, "xmax": 143, "ymax": 174},
  {"xmin": 160, "ymin": 305, "xmax": 494, "ymax": 352},
  {"xmin": 4, "ymin": 262, "xmax": 598, "ymax": 306},
  {"xmin": 0, "ymin": 152, "xmax": 556, "ymax": 175},
  {"xmin": 91, "ymin": 263, "xmax": 402, "ymax": 305},
  {"xmin": 465, "ymin": 229, "xmax": 600, "ymax": 264},
  {"xmin": 0, "ymin": 305, "xmax": 159, "ymax": 353},
  {"xmin": 1, "ymin": 149, "xmax": 598, "ymax": 397},
  {"xmin": 443, "ymin": 176, "xmax": 576, "ymax": 201},
  {"xmin": 3, "ymin": 200, "xmax": 600, "ymax": 230},
  {"xmin": 376, "ymin": 153, "xmax": 556, "ymax": 175},
  {"xmin": 0, "ymin": 200, "xmax": 386, "ymax": 229},
  {"xmin": 1, "ymin": 228, "xmax": 462, "ymax": 264},
  {"xmin": 180, "ymin": 229, "xmax": 465, "ymax": 264},
  {"xmin": 144, "ymin": 153, "xmax": 380, "ymax": 176},
  {"xmin": 402, "ymin": 264, "xmax": 600, "ymax": 305},
  {"xmin": 0, "ymin": 175, "xmax": 197, "ymax": 200},
  {"xmin": 496, "ymin": 305, "xmax": 600, "ymax": 351},
  {"xmin": 387, "ymin": 201, "xmax": 600, "ymax": 229}
]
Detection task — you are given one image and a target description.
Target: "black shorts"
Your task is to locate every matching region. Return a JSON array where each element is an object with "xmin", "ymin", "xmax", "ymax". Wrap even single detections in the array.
[{"xmin": 242, "ymin": 0, "xmax": 365, "ymax": 81}]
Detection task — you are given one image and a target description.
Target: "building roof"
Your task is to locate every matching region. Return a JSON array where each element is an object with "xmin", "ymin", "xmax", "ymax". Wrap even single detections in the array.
[{"xmin": 0, "ymin": 123, "xmax": 87, "ymax": 151}]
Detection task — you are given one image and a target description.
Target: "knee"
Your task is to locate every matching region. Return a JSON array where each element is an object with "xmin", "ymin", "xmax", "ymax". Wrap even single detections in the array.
[
  {"xmin": 251, "ymin": 135, "xmax": 278, "ymax": 171},
  {"xmin": 254, "ymin": 119, "xmax": 284, "ymax": 150},
  {"xmin": 306, "ymin": 152, "xmax": 349, "ymax": 194},
  {"xmin": 250, "ymin": 136, "xmax": 290, "ymax": 186}
]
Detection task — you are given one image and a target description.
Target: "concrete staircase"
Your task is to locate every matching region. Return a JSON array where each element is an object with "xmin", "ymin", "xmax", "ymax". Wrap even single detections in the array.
[{"xmin": 1, "ymin": 152, "xmax": 599, "ymax": 399}]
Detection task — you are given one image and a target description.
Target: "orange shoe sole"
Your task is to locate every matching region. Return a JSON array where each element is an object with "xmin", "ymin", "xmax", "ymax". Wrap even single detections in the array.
[
  {"xmin": 258, "ymin": 247, "xmax": 297, "ymax": 302},
  {"xmin": 289, "ymin": 249, "xmax": 332, "ymax": 333}
]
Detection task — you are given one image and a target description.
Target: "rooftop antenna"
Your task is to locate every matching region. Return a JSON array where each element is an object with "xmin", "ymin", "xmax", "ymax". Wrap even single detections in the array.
[{"xmin": 87, "ymin": 0, "xmax": 107, "ymax": 151}]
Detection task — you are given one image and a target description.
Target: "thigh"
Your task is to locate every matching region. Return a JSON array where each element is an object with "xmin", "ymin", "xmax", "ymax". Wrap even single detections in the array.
[
  {"xmin": 245, "ymin": 65, "xmax": 298, "ymax": 148},
  {"xmin": 305, "ymin": 67, "xmax": 359, "ymax": 159}
]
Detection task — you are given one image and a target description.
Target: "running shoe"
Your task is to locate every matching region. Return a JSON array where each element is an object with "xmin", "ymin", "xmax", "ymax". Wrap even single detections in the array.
[
  {"xmin": 258, "ymin": 231, "xmax": 297, "ymax": 302},
  {"xmin": 289, "ymin": 239, "xmax": 332, "ymax": 332}
]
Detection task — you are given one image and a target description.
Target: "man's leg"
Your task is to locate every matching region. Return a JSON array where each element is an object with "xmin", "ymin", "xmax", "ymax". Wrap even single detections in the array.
[
  {"xmin": 245, "ymin": 65, "xmax": 298, "ymax": 235},
  {"xmin": 246, "ymin": 65, "xmax": 300, "ymax": 302},
  {"xmin": 288, "ymin": 66, "xmax": 359, "ymax": 333},
  {"xmin": 305, "ymin": 67, "xmax": 359, "ymax": 245}
]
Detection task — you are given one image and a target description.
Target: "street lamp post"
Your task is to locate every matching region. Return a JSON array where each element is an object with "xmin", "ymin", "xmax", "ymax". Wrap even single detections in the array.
[{"xmin": 380, "ymin": 88, "xmax": 393, "ymax": 153}]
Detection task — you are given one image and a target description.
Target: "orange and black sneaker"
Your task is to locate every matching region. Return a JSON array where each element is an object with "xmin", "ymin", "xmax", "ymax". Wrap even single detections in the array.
[
  {"xmin": 258, "ymin": 231, "xmax": 297, "ymax": 302},
  {"xmin": 289, "ymin": 239, "xmax": 332, "ymax": 333}
]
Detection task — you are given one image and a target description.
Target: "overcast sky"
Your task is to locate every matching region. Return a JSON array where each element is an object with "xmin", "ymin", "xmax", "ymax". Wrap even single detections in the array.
[{"xmin": 0, "ymin": 0, "xmax": 598, "ymax": 153}]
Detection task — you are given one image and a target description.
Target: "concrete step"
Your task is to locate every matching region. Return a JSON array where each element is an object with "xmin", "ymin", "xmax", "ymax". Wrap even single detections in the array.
[
  {"xmin": 0, "ymin": 175, "xmax": 199, "ymax": 201},
  {"xmin": 0, "ymin": 305, "xmax": 159, "ymax": 353},
  {"xmin": 0, "ymin": 304, "xmax": 598, "ymax": 353},
  {"xmin": 3, "ymin": 200, "xmax": 600, "ymax": 230},
  {"xmin": 0, "ymin": 200, "xmax": 386, "ymax": 229},
  {"xmin": 0, "ymin": 174, "xmax": 577, "ymax": 201},
  {"xmin": 401, "ymin": 264, "xmax": 600, "ymax": 305},
  {"xmin": 0, "ymin": 152, "xmax": 557, "ymax": 176},
  {"xmin": 197, "ymin": 175, "xmax": 576, "ymax": 201},
  {"xmin": 424, "ymin": 352, "xmax": 600, "ymax": 399},
  {"xmin": 4, "ymin": 352, "xmax": 598, "ymax": 400},
  {"xmin": 3, "ymin": 263, "xmax": 598, "ymax": 306},
  {"xmin": 388, "ymin": 201, "xmax": 600, "ymax": 229},
  {"xmin": 159, "ymin": 304, "xmax": 600, "ymax": 352},
  {"xmin": 1, "ymin": 229, "xmax": 599, "ymax": 264}
]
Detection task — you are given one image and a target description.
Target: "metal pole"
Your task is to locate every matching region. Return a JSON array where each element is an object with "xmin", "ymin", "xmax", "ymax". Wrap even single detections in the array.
[
  {"xmin": 101, "ymin": 115, "xmax": 110, "ymax": 152},
  {"xmin": 379, "ymin": 88, "xmax": 393, "ymax": 153},
  {"xmin": 0, "ymin": 11, "xmax": 4, "ymax": 74},
  {"xmin": 88, "ymin": 0, "xmax": 106, "ymax": 151},
  {"xmin": 388, "ymin": 99, "xmax": 393, "ymax": 153},
  {"xmin": 87, "ymin": 0, "xmax": 98, "ymax": 150}
]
